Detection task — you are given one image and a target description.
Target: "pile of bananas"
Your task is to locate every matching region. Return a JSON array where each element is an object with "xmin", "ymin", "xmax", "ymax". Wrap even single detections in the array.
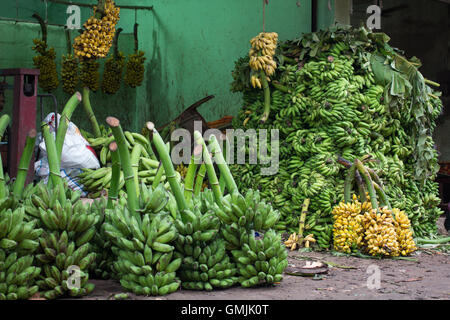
[
  {"xmin": 80, "ymin": 59, "xmax": 100, "ymax": 92},
  {"xmin": 331, "ymin": 195, "xmax": 367, "ymax": 253},
  {"xmin": 32, "ymin": 39, "xmax": 59, "ymax": 92},
  {"xmin": 392, "ymin": 208, "xmax": 416, "ymax": 256},
  {"xmin": 101, "ymin": 51, "xmax": 125, "ymax": 94},
  {"xmin": 230, "ymin": 25, "xmax": 444, "ymax": 246},
  {"xmin": 249, "ymin": 32, "xmax": 278, "ymax": 89},
  {"xmin": 61, "ymin": 54, "xmax": 79, "ymax": 95},
  {"xmin": 78, "ymin": 127, "xmax": 173, "ymax": 197},
  {"xmin": 124, "ymin": 51, "xmax": 146, "ymax": 88},
  {"xmin": 213, "ymin": 190, "xmax": 288, "ymax": 287},
  {"xmin": 23, "ymin": 183, "xmax": 98, "ymax": 299},
  {"xmin": 174, "ymin": 190, "xmax": 238, "ymax": 291},
  {"xmin": 103, "ymin": 184, "xmax": 181, "ymax": 296},
  {"xmin": 0, "ymin": 196, "xmax": 42, "ymax": 300},
  {"xmin": 73, "ymin": 0, "xmax": 120, "ymax": 59}
]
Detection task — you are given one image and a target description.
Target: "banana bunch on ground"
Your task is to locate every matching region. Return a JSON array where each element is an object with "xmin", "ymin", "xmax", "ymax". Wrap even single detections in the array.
[
  {"xmin": 212, "ymin": 190, "xmax": 287, "ymax": 287},
  {"xmin": 32, "ymin": 39, "xmax": 59, "ymax": 92},
  {"xmin": 73, "ymin": 0, "xmax": 120, "ymax": 59},
  {"xmin": 173, "ymin": 190, "xmax": 238, "ymax": 291},
  {"xmin": 230, "ymin": 25, "xmax": 444, "ymax": 246},
  {"xmin": 101, "ymin": 51, "xmax": 125, "ymax": 94},
  {"xmin": 80, "ymin": 59, "xmax": 100, "ymax": 92},
  {"xmin": 23, "ymin": 183, "xmax": 98, "ymax": 299},
  {"xmin": 103, "ymin": 184, "xmax": 181, "ymax": 296},
  {"xmin": 0, "ymin": 202, "xmax": 42, "ymax": 300},
  {"xmin": 61, "ymin": 53, "xmax": 79, "ymax": 95},
  {"xmin": 249, "ymin": 32, "xmax": 278, "ymax": 89},
  {"xmin": 87, "ymin": 197, "xmax": 116, "ymax": 279},
  {"xmin": 124, "ymin": 51, "xmax": 146, "ymax": 88}
]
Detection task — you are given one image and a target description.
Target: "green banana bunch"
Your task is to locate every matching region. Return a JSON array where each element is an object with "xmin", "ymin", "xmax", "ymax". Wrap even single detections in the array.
[
  {"xmin": 0, "ymin": 203, "xmax": 43, "ymax": 300},
  {"xmin": 23, "ymin": 182, "xmax": 98, "ymax": 299},
  {"xmin": 101, "ymin": 51, "xmax": 125, "ymax": 94},
  {"xmin": 61, "ymin": 53, "xmax": 79, "ymax": 95},
  {"xmin": 124, "ymin": 51, "xmax": 146, "ymax": 88},
  {"xmin": 32, "ymin": 39, "xmax": 59, "ymax": 93},
  {"xmin": 173, "ymin": 189, "xmax": 238, "ymax": 291},
  {"xmin": 103, "ymin": 183, "xmax": 181, "ymax": 296},
  {"xmin": 80, "ymin": 59, "xmax": 100, "ymax": 92}
]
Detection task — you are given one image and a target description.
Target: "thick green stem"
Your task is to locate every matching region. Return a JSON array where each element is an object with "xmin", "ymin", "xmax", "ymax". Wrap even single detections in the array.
[
  {"xmin": 82, "ymin": 87, "xmax": 101, "ymax": 138},
  {"xmin": 298, "ymin": 198, "xmax": 310, "ymax": 241},
  {"xmin": 107, "ymin": 142, "xmax": 120, "ymax": 210},
  {"xmin": 343, "ymin": 164, "xmax": 356, "ymax": 204},
  {"xmin": 219, "ymin": 175, "xmax": 226, "ymax": 195},
  {"xmin": 373, "ymin": 182, "xmax": 392, "ymax": 211},
  {"xmin": 207, "ymin": 134, "xmax": 238, "ymax": 194},
  {"xmin": 194, "ymin": 163, "xmax": 206, "ymax": 197},
  {"xmin": 259, "ymin": 70, "xmax": 271, "ymax": 123},
  {"xmin": 41, "ymin": 122, "xmax": 66, "ymax": 205},
  {"xmin": 184, "ymin": 147, "xmax": 200, "ymax": 205},
  {"xmin": 355, "ymin": 159, "xmax": 378, "ymax": 211},
  {"xmin": 272, "ymin": 81, "xmax": 291, "ymax": 93},
  {"xmin": 55, "ymin": 92, "xmax": 82, "ymax": 163},
  {"xmin": 416, "ymin": 237, "xmax": 450, "ymax": 244},
  {"xmin": 147, "ymin": 122, "xmax": 187, "ymax": 211},
  {"xmin": 107, "ymin": 117, "xmax": 138, "ymax": 216},
  {"xmin": 354, "ymin": 170, "xmax": 367, "ymax": 203},
  {"xmin": 130, "ymin": 143, "xmax": 142, "ymax": 198},
  {"xmin": 13, "ymin": 130, "xmax": 37, "ymax": 199},
  {"xmin": 194, "ymin": 131, "xmax": 223, "ymax": 207},
  {"xmin": 0, "ymin": 115, "xmax": 10, "ymax": 199}
]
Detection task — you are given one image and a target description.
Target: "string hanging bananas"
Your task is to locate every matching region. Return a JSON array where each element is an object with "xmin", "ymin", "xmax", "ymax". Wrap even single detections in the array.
[
  {"xmin": 32, "ymin": 39, "xmax": 59, "ymax": 92},
  {"xmin": 61, "ymin": 54, "xmax": 79, "ymax": 95},
  {"xmin": 124, "ymin": 51, "xmax": 146, "ymax": 88},
  {"xmin": 249, "ymin": 32, "xmax": 278, "ymax": 89},
  {"xmin": 73, "ymin": 0, "xmax": 120, "ymax": 60}
]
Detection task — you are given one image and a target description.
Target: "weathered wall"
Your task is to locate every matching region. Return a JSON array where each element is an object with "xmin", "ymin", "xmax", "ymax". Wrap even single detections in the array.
[{"xmin": 0, "ymin": 0, "xmax": 335, "ymax": 133}]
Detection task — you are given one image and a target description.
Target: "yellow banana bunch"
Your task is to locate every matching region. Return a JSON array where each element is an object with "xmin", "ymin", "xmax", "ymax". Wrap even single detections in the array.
[
  {"xmin": 362, "ymin": 208, "xmax": 400, "ymax": 257},
  {"xmin": 32, "ymin": 39, "xmax": 59, "ymax": 92},
  {"xmin": 61, "ymin": 53, "xmax": 79, "ymax": 95},
  {"xmin": 73, "ymin": 0, "xmax": 120, "ymax": 59},
  {"xmin": 284, "ymin": 233, "xmax": 315, "ymax": 250},
  {"xmin": 124, "ymin": 51, "xmax": 146, "ymax": 88},
  {"xmin": 248, "ymin": 32, "xmax": 278, "ymax": 89},
  {"xmin": 392, "ymin": 208, "xmax": 416, "ymax": 256}
]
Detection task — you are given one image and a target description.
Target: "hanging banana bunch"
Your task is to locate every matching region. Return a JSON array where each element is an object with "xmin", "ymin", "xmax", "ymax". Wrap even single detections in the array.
[
  {"xmin": 101, "ymin": 28, "xmax": 125, "ymax": 94},
  {"xmin": 74, "ymin": 0, "xmax": 121, "ymax": 92},
  {"xmin": 61, "ymin": 29, "xmax": 79, "ymax": 95},
  {"xmin": 31, "ymin": 14, "xmax": 59, "ymax": 93},
  {"xmin": 248, "ymin": 32, "xmax": 278, "ymax": 123},
  {"xmin": 124, "ymin": 23, "xmax": 146, "ymax": 88}
]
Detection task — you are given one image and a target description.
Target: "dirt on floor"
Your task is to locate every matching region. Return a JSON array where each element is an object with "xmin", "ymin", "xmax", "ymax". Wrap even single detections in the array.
[{"xmin": 75, "ymin": 217, "xmax": 450, "ymax": 301}]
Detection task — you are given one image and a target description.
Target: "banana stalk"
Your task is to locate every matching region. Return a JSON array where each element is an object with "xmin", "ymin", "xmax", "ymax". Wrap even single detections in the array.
[
  {"xmin": 106, "ymin": 117, "xmax": 138, "ymax": 216},
  {"xmin": 207, "ymin": 134, "xmax": 238, "ymax": 194},
  {"xmin": 147, "ymin": 122, "xmax": 187, "ymax": 211},
  {"xmin": 82, "ymin": 87, "xmax": 101, "ymax": 138},
  {"xmin": 343, "ymin": 163, "xmax": 356, "ymax": 204},
  {"xmin": 12, "ymin": 129, "xmax": 37, "ymax": 199},
  {"xmin": 298, "ymin": 198, "xmax": 310, "ymax": 243},
  {"xmin": 354, "ymin": 170, "xmax": 367, "ymax": 203},
  {"xmin": 107, "ymin": 142, "xmax": 120, "ymax": 209},
  {"xmin": 183, "ymin": 153, "xmax": 198, "ymax": 205},
  {"xmin": 193, "ymin": 131, "xmax": 223, "ymax": 207},
  {"xmin": 193, "ymin": 163, "xmax": 206, "ymax": 197},
  {"xmin": 259, "ymin": 70, "xmax": 271, "ymax": 123},
  {"xmin": 0, "ymin": 114, "xmax": 10, "ymax": 199},
  {"xmin": 354, "ymin": 159, "xmax": 378, "ymax": 210},
  {"xmin": 55, "ymin": 92, "xmax": 82, "ymax": 162},
  {"xmin": 130, "ymin": 143, "xmax": 142, "ymax": 198},
  {"xmin": 373, "ymin": 181, "xmax": 392, "ymax": 211},
  {"xmin": 41, "ymin": 122, "xmax": 66, "ymax": 205}
]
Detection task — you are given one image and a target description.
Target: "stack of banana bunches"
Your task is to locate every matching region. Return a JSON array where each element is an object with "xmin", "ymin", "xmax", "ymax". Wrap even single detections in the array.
[{"xmin": 78, "ymin": 127, "xmax": 181, "ymax": 198}]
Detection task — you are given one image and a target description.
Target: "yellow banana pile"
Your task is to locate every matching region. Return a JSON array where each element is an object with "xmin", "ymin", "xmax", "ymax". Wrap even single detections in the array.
[
  {"xmin": 284, "ymin": 233, "xmax": 315, "ymax": 250},
  {"xmin": 249, "ymin": 32, "xmax": 278, "ymax": 89},
  {"xmin": 32, "ymin": 39, "xmax": 59, "ymax": 92},
  {"xmin": 331, "ymin": 195, "xmax": 366, "ymax": 253},
  {"xmin": 392, "ymin": 208, "xmax": 417, "ymax": 256},
  {"xmin": 124, "ymin": 51, "xmax": 146, "ymax": 88},
  {"xmin": 61, "ymin": 53, "xmax": 79, "ymax": 95},
  {"xmin": 73, "ymin": 0, "xmax": 120, "ymax": 60},
  {"xmin": 362, "ymin": 208, "xmax": 400, "ymax": 257}
]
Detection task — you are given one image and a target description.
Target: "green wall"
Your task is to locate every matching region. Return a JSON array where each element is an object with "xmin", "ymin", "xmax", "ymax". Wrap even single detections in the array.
[{"xmin": 0, "ymin": 0, "xmax": 335, "ymax": 132}]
